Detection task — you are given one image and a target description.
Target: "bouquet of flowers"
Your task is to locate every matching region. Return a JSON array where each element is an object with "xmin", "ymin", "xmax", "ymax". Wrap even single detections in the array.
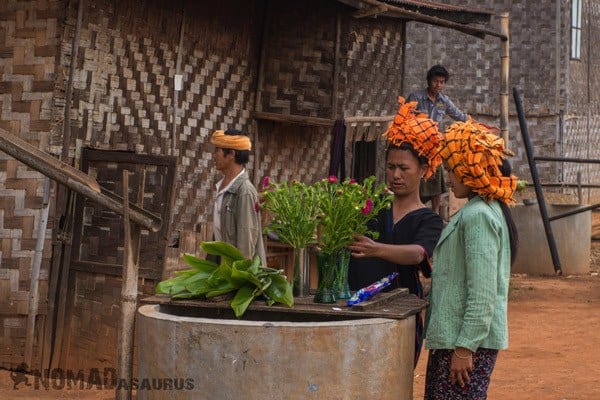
[
  {"xmin": 261, "ymin": 175, "xmax": 392, "ymax": 254},
  {"xmin": 260, "ymin": 177, "xmax": 320, "ymax": 249},
  {"xmin": 260, "ymin": 174, "xmax": 392, "ymax": 302},
  {"xmin": 313, "ymin": 175, "xmax": 392, "ymax": 254}
]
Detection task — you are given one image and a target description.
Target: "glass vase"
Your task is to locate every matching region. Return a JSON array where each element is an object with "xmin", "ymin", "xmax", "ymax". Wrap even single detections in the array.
[
  {"xmin": 314, "ymin": 250, "xmax": 337, "ymax": 303},
  {"xmin": 333, "ymin": 248, "xmax": 351, "ymax": 300},
  {"xmin": 292, "ymin": 247, "xmax": 310, "ymax": 297}
]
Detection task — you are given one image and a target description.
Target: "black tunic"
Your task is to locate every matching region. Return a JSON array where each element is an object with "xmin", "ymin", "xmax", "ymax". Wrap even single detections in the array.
[{"xmin": 348, "ymin": 207, "xmax": 443, "ymax": 297}]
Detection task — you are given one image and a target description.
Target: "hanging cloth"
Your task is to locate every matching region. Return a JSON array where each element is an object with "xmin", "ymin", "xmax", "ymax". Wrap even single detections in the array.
[{"xmin": 328, "ymin": 119, "xmax": 346, "ymax": 180}]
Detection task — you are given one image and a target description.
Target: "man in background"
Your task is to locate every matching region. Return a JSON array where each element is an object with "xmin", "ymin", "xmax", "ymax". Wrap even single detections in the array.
[
  {"xmin": 210, "ymin": 129, "xmax": 266, "ymax": 266},
  {"xmin": 407, "ymin": 65, "xmax": 467, "ymax": 215}
]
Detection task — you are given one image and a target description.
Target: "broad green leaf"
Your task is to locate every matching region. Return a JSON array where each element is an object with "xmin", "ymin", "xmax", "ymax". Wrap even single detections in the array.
[
  {"xmin": 157, "ymin": 280, "xmax": 188, "ymax": 296},
  {"xmin": 230, "ymin": 285, "xmax": 259, "ymax": 318},
  {"xmin": 264, "ymin": 274, "xmax": 293, "ymax": 307},
  {"xmin": 184, "ymin": 278, "xmax": 213, "ymax": 295},
  {"xmin": 183, "ymin": 269, "xmax": 214, "ymax": 285},
  {"xmin": 155, "ymin": 275, "xmax": 188, "ymax": 294},
  {"xmin": 172, "ymin": 291, "xmax": 199, "ymax": 300},
  {"xmin": 207, "ymin": 264, "xmax": 232, "ymax": 287},
  {"xmin": 231, "ymin": 259, "xmax": 254, "ymax": 272},
  {"xmin": 248, "ymin": 256, "xmax": 261, "ymax": 274},
  {"xmin": 200, "ymin": 241, "xmax": 245, "ymax": 264},
  {"xmin": 205, "ymin": 283, "xmax": 236, "ymax": 298},
  {"xmin": 173, "ymin": 268, "xmax": 197, "ymax": 277},
  {"xmin": 182, "ymin": 253, "xmax": 219, "ymax": 273},
  {"xmin": 231, "ymin": 263, "xmax": 263, "ymax": 288}
]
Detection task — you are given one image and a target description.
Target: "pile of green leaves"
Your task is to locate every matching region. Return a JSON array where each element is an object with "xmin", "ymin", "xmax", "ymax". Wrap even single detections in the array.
[{"xmin": 155, "ymin": 241, "xmax": 293, "ymax": 318}]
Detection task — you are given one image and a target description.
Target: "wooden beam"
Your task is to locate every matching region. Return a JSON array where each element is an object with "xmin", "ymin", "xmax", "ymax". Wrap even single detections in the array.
[
  {"xmin": 358, "ymin": 0, "xmax": 505, "ymax": 40},
  {"xmin": 62, "ymin": 0, "xmax": 84, "ymax": 161},
  {"xmin": 253, "ymin": 111, "xmax": 335, "ymax": 127},
  {"xmin": 24, "ymin": 177, "xmax": 51, "ymax": 369},
  {"xmin": 344, "ymin": 115, "xmax": 394, "ymax": 123},
  {"xmin": 500, "ymin": 12, "xmax": 510, "ymax": 144},
  {"xmin": 115, "ymin": 169, "xmax": 145, "ymax": 400},
  {"xmin": 0, "ymin": 130, "xmax": 162, "ymax": 232},
  {"xmin": 171, "ymin": 9, "xmax": 185, "ymax": 157},
  {"xmin": 353, "ymin": 4, "xmax": 388, "ymax": 19}
]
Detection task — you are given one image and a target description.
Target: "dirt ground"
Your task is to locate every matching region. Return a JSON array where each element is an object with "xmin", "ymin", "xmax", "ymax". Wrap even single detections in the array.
[{"xmin": 1, "ymin": 242, "xmax": 600, "ymax": 400}]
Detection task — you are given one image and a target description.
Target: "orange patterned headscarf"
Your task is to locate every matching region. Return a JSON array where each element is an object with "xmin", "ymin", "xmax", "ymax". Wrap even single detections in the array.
[
  {"xmin": 382, "ymin": 97, "xmax": 442, "ymax": 179},
  {"xmin": 438, "ymin": 118, "xmax": 518, "ymax": 204}
]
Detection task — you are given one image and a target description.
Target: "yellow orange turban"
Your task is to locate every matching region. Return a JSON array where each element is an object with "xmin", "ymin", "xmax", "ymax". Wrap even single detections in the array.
[
  {"xmin": 438, "ymin": 118, "xmax": 518, "ymax": 204},
  {"xmin": 382, "ymin": 97, "xmax": 442, "ymax": 180},
  {"xmin": 210, "ymin": 130, "xmax": 252, "ymax": 151}
]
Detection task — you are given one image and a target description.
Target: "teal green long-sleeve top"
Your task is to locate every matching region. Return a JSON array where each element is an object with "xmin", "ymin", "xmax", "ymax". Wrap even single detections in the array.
[{"xmin": 425, "ymin": 196, "xmax": 511, "ymax": 352}]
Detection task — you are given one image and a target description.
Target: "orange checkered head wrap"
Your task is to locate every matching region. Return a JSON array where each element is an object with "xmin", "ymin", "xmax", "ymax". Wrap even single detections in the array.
[
  {"xmin": 438, "ymin": 119, "xmax": 518, "ymax": 204},
  {"xmin": 382, "ymin": 97, "xmax": 442, "ymax": 179}
]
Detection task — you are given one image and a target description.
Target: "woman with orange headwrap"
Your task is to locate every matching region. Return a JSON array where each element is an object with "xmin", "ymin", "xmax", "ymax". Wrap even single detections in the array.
[
  {"xmin": 348, "ymin": 97, "xmax": 445, "ymax": 367},
  {"xmin": 424, "ymin": 119, "xmax": 519, "ymax": 399}
]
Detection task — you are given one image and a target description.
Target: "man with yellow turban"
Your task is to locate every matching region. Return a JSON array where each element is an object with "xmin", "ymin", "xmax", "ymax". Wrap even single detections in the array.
[
  {"xmin": 424, "ymin": 119, "xmax": 519, "ymax": 399},
  {"xmin": 209, "ymin": 129, "xmax": 266, "ymax": 266}
]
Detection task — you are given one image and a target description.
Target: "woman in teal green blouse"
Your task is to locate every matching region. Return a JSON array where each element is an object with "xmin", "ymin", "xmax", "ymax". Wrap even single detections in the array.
[{"xmin": 424, "ymin": 120, "xmax": 519, "ymax": 399}]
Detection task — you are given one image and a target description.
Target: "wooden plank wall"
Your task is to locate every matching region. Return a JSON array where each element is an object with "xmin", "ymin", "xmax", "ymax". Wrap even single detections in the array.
[{"xmin": 0, "ymin": 0, "xmax": 61, "ymax": 370}]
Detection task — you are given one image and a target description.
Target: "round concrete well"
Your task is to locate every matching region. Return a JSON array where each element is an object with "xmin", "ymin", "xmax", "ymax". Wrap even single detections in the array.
[
  {"xmin": 512, "ymin": 203, "xmax": 591, "ymax": 275},
  {"xmin": 137, "ymin": 304, "xmax": 416, "ymax": 400}
]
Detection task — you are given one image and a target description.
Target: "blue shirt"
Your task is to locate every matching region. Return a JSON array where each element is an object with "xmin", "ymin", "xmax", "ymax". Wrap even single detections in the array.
[{"xmin": 407, "ymin": 89, "xmax": 467, "ymax": 126}]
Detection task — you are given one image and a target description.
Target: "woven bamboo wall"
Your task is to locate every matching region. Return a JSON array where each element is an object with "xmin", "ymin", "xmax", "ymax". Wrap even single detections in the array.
[
  {"xmin": 341, "ymin": 17, "xmax": 405, "ymax": 118},
  {"xmin": 0, "ymin": 0, "xmax": 415, "ymax": 372},
  {"xmin": 0, "ymin": 0, "xmax": 60, "ymax": 370},
  {"xmin": 52, "ymin": 0, "xmax": 261, "ymax": 232},
  {"xmin": 50, "ymin": 0, "xmax": 263, "ymax": 372},
  {"xmin": 254, "ymin": 121, "xmax": 331, "ymax": 185},
  {"xmin": 258, "ymin": 0, "xmax": 336, "ymax": 118}
]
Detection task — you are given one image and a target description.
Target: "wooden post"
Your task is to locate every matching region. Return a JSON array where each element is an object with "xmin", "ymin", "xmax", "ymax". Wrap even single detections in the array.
[
  {"xmin": 62, "ymin": 0, "xmax": 84, "ymax": 161},
  {"xmin": 44, "ymin": 0, "xmax": 84, "ymax": 371},
  {"xmin": 171, "ymin": 10, "xmax": 185, "ymax": 157},
  {"xmin": 115, "ymin": 169, "xmax": 145, "ymax": 400},
  {"xmin": 332, "ymin": 11, "xmax": 341, "ymax": 119},
  {"xmin": 251, "ymin": 0, "xmax": 271, "ymax": 186},
  {"xmin": 24, "ymin": 177, "xmax": 51, "ymax": 369},
  {"xmin": 500, "ymin": 12, "xmax": 510, "ymax": 144}
]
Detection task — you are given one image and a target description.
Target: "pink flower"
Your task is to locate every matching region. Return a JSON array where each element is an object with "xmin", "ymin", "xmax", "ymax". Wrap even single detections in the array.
[
  {"xmin": 361, "ymin": 198, "xmax": 374, "ymax": 215},
  {"xmin": 254, "ymin": 201, "xmax": 260, "ymax": 213},
  {"xmin": 262, "ymin": 176, "xmax": 270, "ymax": 189},
  {"xmin": 349, "ymin": 178, "xmax": 358, "ymax": 184},
  {"xmin": 328, "ymin": 175, "xmax": 338, "ymax": 183}
]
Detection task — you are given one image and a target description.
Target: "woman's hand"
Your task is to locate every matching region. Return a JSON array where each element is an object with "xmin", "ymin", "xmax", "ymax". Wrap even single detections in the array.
[
  {"xmin": 347, "ymin": 235, "xmax": 379, "ymax": 258},
  {"xmin": 449, "ymin": 347, "xmax": 473, "ymax": 388}
]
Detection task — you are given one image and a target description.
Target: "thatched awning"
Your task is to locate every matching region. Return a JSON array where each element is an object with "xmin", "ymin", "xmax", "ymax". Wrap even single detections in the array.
[{"xmin": 337, "ymin": 0, "xmax": 502, "ymax": 39}]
